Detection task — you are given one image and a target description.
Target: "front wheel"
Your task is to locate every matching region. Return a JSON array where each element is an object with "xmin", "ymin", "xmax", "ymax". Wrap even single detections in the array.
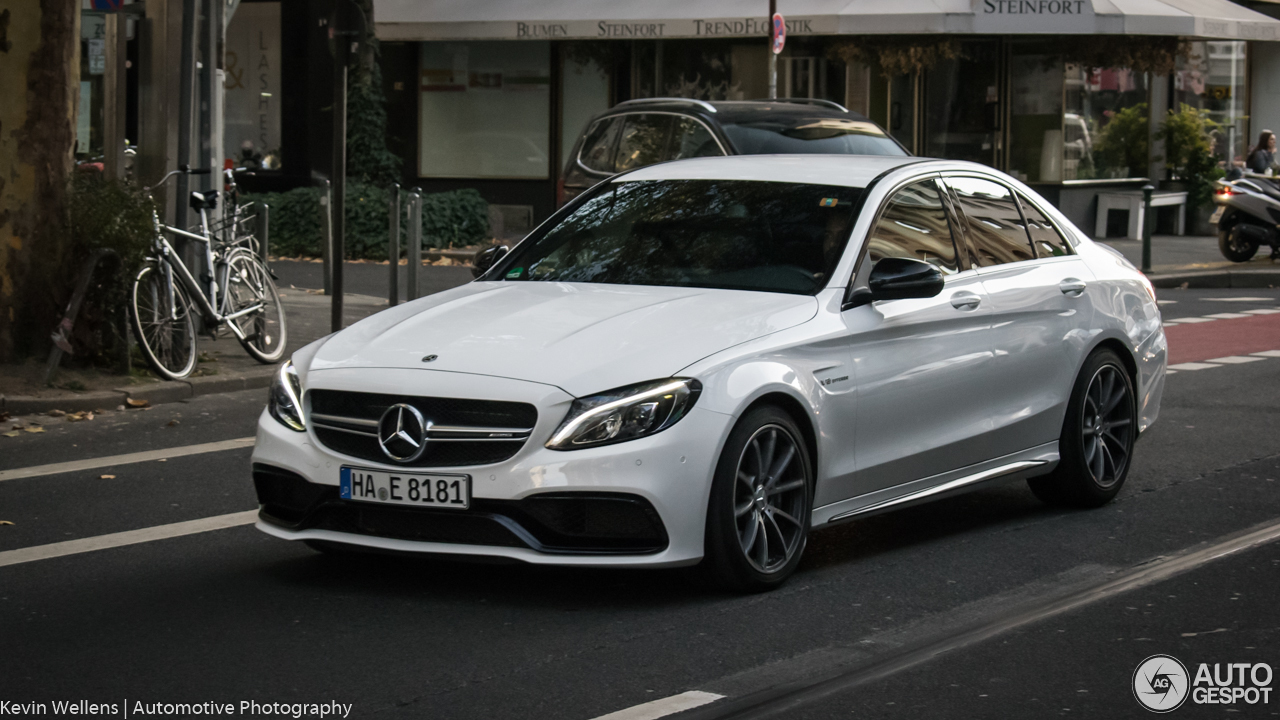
[
  {"xmin": 224, "ymin": 253, "xmax": 287, "ymax": 363},
  {"xmin": 1029, "ymin": 348, "xmax": 1136, "ymax": 508},
  {"xmin": 129, "ymin": 261, "xmax": 198, "ymax": 381},
  {"xmin": 702, "ymin": 406, "xmax": 813, "ymax": 592},
  {"xmin": 1218, "ymin": 222, "xmax": 1260, "ymax": 262}
]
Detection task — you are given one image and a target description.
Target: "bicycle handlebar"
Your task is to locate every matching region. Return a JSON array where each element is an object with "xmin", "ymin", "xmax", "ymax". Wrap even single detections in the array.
[{"xmin": 147, "ymin": 165, "xmax": 214, "ymax": 192}]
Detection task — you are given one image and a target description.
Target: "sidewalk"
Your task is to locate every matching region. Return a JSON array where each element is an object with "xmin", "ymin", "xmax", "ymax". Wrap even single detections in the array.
[
  {"xmin": 0, "ymin": 291, "xmax": 388, "ymax": 416},
  {"xmin": 1098, "ymin": 235, "xmax": 1280, "ymax": 288}
]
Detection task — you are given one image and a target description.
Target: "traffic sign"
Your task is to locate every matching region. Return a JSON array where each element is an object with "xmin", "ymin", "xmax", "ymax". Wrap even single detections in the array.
[{"xmin": 772, "ymin": 13, "xmax": 786, "ymax": 54}]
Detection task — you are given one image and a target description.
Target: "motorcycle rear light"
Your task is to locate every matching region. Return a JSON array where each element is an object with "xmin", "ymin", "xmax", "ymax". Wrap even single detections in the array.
[{"xmin": 1216, "ymin": 187, "xmax": 1234, "ymax": 196}]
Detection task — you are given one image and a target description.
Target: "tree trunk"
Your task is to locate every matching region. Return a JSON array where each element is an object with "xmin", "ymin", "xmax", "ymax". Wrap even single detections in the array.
[{"xmin": 0, "ymin": 0, "xmax": 79, "ymax": 362}]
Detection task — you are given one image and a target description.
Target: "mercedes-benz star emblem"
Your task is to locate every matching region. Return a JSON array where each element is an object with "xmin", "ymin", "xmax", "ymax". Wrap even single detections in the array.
[{"xmin": 377, "ymin": 403, "xmax": 430, "ymax": 462}]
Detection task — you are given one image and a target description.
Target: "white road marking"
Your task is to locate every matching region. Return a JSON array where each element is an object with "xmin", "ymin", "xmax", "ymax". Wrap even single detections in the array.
[
  {"xmin": 1204, "ymin": 297, "xmax": 1274, "ymax": 302},
  {"xmin": 1156, "ymin": 300, "xmax": 1177, "ymax": 305},
  {"xmin": 1205, "ymin": 312, "xmax": 1253, "ymax": 319},
  {"xmin": 1165, "ymin": 369, "xmax": 1177, "ymax": 374},
  {"xmin": 1168, "ymin": 316, "xmax": 1215, "ymax": 324},
  {"xmin": 1251, "ymin": 350, "xmax": 1280, "ymax": 357},
  {"xmin": 1167, "ymin": 362, "xmax": 1221, "ymax": 371},
  {"xmin": 1206, "ymin": 356, "xmax": 1266, "ymax": 364},
  {"xmin": 1243, "ymin": 308, "xmax": 1280, "ymax": 315},
  {"xmin": 0, "ymin": 510, "xmax": 258, "ymax": 569},
  {"xmin": 0, "ymin": 437, "xmax": 255, "ymax": 482},
  {"xmin": 589, "ymin": 692, "xmax": 724, "ymax": 720},
  {"xmin": 1162, "ymin": 322, "xmax": 1180, "ymax": 328}
]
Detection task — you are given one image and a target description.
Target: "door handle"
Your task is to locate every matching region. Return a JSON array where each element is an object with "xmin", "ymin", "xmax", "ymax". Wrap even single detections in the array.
[
  {"xmin": 950, "ymin": 292, "xmax": 981, "ymax": 310},
  {"xmin": 1059, "ymin": 278, "xmax": 1087, "ymax": 296}
]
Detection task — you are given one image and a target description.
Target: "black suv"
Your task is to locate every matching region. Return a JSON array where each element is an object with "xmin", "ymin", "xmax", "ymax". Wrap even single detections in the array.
[{"xmin": 558, "ymin": 98, "xmax": 907, "ymax": 206}]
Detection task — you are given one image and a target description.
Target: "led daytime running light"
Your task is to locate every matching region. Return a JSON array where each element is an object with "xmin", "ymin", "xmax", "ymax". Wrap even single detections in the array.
[{"xmin": 547, "ymin": 380, "xmax": 691, "ymax": 449}]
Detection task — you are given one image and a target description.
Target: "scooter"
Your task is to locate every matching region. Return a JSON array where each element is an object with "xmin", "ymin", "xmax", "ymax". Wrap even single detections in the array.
[{"xmin": 1211, "ymin": 174, "xmax": 1280, "ymax": 262}]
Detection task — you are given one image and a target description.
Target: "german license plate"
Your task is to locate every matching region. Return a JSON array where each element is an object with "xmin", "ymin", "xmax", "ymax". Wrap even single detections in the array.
[
  {"xmin": 340, "ymin": 467, "xmax": 470, "ymax": 509},
  {"xmin": 1209, "ymin": 207, "xmax": 1224, "ymax": 225}
]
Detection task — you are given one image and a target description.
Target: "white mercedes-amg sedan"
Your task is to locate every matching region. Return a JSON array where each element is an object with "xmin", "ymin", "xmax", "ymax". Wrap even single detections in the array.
[{"xmin": 251, "ymin": 155, "xmax": 1166, "ymax": 591}]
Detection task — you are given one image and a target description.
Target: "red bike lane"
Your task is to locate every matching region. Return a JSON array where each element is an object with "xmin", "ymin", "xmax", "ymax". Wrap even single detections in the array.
[{"xmin": 1164, "ymin": 312, "xmax": 1280, "ymax": 364}]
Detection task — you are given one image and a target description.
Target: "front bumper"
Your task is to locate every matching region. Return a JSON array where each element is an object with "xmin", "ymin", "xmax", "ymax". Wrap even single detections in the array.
[{"xmin": 250, "ymin": 368, "xmax": 734, "ymax": 567}]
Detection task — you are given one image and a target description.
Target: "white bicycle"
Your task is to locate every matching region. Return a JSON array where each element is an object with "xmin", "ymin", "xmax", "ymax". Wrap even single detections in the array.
[{"xmin": 130, "ymin": 166, "xmax": 286, "ymax": 380}]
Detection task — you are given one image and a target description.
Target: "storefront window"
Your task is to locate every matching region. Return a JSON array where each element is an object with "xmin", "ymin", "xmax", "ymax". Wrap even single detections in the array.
[
  {"xmin": 1008, "ymin": 49, "xmax": 1063, "ymax": 183},
  {"xmin": 1065, "ymin": 64, "xmax": 1150, "ymax": 179},
  {"xmin": 419, "ymin": 41, "xmax": 551, "ymax": 179},
  {"xmin": 561, "ymin": 54, "xmax": 610, "ymax": 168},
  {"xmin": 1174, "ymin": 41, "xmax": 1247, "ymax": 168},
  {"xmin": 224, "ymin": 2, "xmax": 281, "ymax": 170},
  {"xmin": 924, "ymin": 42, "xmax": 1000, "ymax": 167}
]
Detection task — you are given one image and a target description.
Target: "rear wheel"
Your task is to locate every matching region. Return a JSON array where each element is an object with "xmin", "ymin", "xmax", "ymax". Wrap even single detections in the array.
[
  {"xmin": 1029, "ymin": 348, "xmax": 1136, "ymax": 508},
  {"xmin": 1218, "ymin": 222, "xmax": 1260, "ymax": 262},
  {"xmin": 129, "ymin": 261, "xmax": 198, "ymax": 381},
  {"xmin": 224, "ymin": 253, "xmax": 287, "ymax": 363},
  {"xmin": 702, "ymin": 406, "xmax": 812, "ymax": 592}
]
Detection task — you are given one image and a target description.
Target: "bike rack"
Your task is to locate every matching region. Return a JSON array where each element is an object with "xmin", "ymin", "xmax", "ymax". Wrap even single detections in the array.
[{"xmin": 44, "ymin": 248, "xmax": 129, "ymax": 385}]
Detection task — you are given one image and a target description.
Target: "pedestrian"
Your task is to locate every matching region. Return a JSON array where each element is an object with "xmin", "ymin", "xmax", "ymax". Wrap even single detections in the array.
[{"xmin": 1245, "ymin": 130, "xmax": 1277, "ymax": 174}]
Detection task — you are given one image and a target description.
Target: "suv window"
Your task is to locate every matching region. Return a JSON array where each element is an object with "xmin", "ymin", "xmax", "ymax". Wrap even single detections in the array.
[
  {"xmin": 1017, "ymin": 193, "xmax": 1072, "ymax": 257},
  {"xmin": 945, "ymin": 177, "xmax": 1034, "ymax": 266},
  {"xmin": 867, "ymin": 179, "xmax": 961, "ymax": 275},
  {"xmin": 721, "ymin": 118, "xmax": 906, "ymax": 156},
  {"xmin": 671, "ymin": 116, "xmax": 724, "ymax": 160},
  {"xmin": 616, "ymin": 114, "xmax": 675, "ymax": 172},
  {"xmin": 579, "ymin": 117, "xmax": 623, "ymax": 174}
]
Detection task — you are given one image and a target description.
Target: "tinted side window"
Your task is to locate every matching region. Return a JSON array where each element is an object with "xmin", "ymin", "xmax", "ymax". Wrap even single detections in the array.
[
  {"xmin": 1018, "ymin": 194, "xmax": 1072, "ymax": 257},
  {"xmin": 615, "ymin": 114, "xmax": 675, "ymax": 172},
  {"xmin": 867, "ymin": 179, "xmax": 961, "ymax": 275},
  {"xmin": 946, "ymin": 177, "xmax": 1034, "ymax": 266},
  {"xmin": 579, "ymin": 117, "xmax": 623, "ymax": 173},
  {"xmin": 671, "ymin": 117, "xmax": 724, "ymax": 160}
]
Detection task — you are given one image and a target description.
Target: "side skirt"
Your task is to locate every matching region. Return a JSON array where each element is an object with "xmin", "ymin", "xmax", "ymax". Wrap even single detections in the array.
[{"xmin": 812, "ymin": 442, "xmax": 1058, "ymax": 527}]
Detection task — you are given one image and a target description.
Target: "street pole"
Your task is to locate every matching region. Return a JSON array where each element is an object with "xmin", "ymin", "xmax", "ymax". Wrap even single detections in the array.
[
  {"xmin": 768, "ymin": 0, "xmax": 777, "ymax": 100},
  {"xmin": 388, "ymin": 184, "xmax": 400, "ymax": 307},
  {"xmin": 1141, "ymin": 183, "xmax": 1154, "ymax": 274},
  {"xmin": 331, "ymin": 28, "xmax": 348, "ymax": 333},
  {"xmin": 175, "ymin": 0, "xmax": 198, "ymax": 232},
  {"xmin": 407, "ymin": 190, "xmax": 422, "ymax": 302}
]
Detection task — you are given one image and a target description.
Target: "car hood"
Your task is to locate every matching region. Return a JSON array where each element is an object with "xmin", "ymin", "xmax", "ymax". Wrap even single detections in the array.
[{"xmin": 307, "ymin": 282, "xmax": 817, "ymax": 397}]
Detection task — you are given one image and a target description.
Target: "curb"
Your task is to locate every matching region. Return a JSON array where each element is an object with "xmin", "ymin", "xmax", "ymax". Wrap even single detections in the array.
[
  {"xmin": 1147, "ymin": 268, "xmax": 1280, "ymax": 289},
  {"xmin": 1, "ymin": 369, "xmax": 275, "ymax": 417}
]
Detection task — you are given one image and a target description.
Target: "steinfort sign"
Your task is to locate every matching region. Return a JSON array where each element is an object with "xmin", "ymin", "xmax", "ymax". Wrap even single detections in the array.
[
  {"xmin": 973, "ymin": 0, "xmax": 1095, "ymax": 34},
  {"xmin": 373, "ymin": 0, "xmax": 1280, "ymax": 42}
]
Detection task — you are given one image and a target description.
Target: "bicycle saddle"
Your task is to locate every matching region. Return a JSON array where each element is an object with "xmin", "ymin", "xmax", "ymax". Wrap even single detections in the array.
[{"xmin": 189, "ymin": 189, "xmax": 219, "ymax": 211}]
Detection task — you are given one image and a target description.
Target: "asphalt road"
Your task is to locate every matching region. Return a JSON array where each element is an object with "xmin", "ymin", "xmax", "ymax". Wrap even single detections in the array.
[{"xmin": 3, "ymin": 289, "xmax": 1280, "ymax": 720}]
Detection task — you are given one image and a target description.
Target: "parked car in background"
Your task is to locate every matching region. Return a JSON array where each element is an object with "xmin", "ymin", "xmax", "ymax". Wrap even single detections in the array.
[{"xmin": 558, "ymin": 98, "xmax": 908, "ymax": 205}]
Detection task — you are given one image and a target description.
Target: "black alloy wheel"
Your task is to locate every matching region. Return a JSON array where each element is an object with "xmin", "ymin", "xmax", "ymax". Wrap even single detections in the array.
[
  {"xmin": 1029, "ymin": 348, "xmax": 1137, "ymax": 508},
  {"xmin": 703, "ymin": 405, "xmax": 813, "ymax": 592}
]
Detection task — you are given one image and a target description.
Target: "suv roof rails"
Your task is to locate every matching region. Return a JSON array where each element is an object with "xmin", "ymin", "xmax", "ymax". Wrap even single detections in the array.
[
  {"xmin": 616, "ymin": 97, "xmax": 718, "ymax": 113},
  {"xmin": 757, "ymin": 98, "xmax": 850, "ymax": 113}
]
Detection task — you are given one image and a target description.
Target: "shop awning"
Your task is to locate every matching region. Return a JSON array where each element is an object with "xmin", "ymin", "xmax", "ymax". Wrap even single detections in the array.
[{"xmin": 374, "ymin": 0, "xmax": 1280, "ymax": 41}]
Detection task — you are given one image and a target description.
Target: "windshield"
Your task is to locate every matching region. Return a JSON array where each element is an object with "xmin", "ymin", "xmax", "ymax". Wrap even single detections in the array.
[
  {"xmin": 723, "ymin": 118, "xmax": 906, "ymax": 156},
  {"xmin": 494, "ymin": 180, "xmax": 864, "ymax": 295}
]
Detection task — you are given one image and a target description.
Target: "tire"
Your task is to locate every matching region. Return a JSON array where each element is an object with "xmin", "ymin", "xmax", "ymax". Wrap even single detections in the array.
[
  {"xmin": 224, "ymin": 253, "xmax": 287, "ymax": 363},
  {"xmin": 129, "ymin": 261, "xmax": 199, "ymax": 381},
  {"xmin": 1029, "ymin": 348, "xmax": 1137, "ymax": 508},
  {"xmin": 702, "ymin": 406, "xmax": 813, "ymax": 592},
  {"xmin": 1218, "ymin": 222, "xmax": 1259, "ymax": 263}
]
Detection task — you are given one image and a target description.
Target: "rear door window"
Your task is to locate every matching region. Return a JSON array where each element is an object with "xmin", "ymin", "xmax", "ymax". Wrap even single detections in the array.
[
  {"xmin": 615, "ymin": 114, "xmax": 676, "ymax": 172},
  {"xmin": 578, "ymin": 117, "xmax": 623, "ymax": 174},
  {"xmin": 1017, "ymin": 194, "xmax": 1073, "ymax": 257},
  {"xmin": 670, "ymin": 117, "xmax": 724, "ymax": 160},
  {"xmin": 945, "ymin": 177, "xmax": 1034, "ymax": 266},
  {"xmin": 867, "ymin": 179, "xmax": 962, "ymax": 275}
]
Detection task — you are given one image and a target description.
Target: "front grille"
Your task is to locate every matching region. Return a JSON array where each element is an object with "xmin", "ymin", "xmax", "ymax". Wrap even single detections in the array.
[
  {"xmin": 253, "ymin": 464, "xmax": 668, "ymax": 555},
  {"xmin": 308, "ymin": 390, "xmax": 537, "ymax": 468}
]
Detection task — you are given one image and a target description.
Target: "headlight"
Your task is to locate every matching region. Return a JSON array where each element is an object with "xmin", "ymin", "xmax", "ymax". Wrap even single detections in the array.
[
  {"xmin": 547, "ymin": 378, "xmax": 701, "ymax": 450},
  {"xmin": 268, "ymin": 360, "xmax": 306, "ymax": 431}
]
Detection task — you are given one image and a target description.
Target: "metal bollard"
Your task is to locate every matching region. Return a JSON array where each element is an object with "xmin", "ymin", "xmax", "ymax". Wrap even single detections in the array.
[
  {"xmin": 388, "ymin": 184, "xmax": 400, "ymax": 307},
  {"xmin": 1141, "ymin": 183, "xmax": 1154, "ymax": 274},
  {"xmin": 407, "ymin": 190, "xmax": 422, "ymax": 302},
  {"xmin": 258, "ymin": 203, "xmax": 270, "ymax": 264}
]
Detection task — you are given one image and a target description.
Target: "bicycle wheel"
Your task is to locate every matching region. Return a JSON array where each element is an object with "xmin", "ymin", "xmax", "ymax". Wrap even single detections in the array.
[
  {"xmin": 130, "ymin": 261, "xmax": 199, "ymax": 380},
  {"xmin": 224, "ymin": 253, "xmax": 287, "ymax": 363}
]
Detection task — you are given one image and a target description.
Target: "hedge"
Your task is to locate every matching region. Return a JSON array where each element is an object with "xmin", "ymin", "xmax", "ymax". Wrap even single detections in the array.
[{"xmin": 243, "ymin": 183, "xmax": 489, "ymax": 261}]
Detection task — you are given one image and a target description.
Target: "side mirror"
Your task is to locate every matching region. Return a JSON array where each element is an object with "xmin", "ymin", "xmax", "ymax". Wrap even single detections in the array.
[
  {"xmin": 472, "ymin": 245, "xmax": 509, "ymax": 278},
  {"xmin": 844, "ymin": 257, "xmax": 944, "ymax": 309}
]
